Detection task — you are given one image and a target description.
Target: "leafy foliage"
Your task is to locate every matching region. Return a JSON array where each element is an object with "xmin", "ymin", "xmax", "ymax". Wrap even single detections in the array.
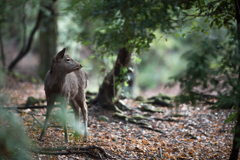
[
  {"xmin": 69, "ymin": 0, "xmax": 181, "ymax": 54},
  {"xmin": 0, "ymin": 109, "xmax": 31, "ymax": 160},
  {"xmin": 170, "ymin": 0, "xmax": 239, "ymax": 108}
]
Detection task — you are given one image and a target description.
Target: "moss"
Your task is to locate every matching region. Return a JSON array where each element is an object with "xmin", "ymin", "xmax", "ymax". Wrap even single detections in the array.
[
  {"xmin": 26, "ymin": 96, "xmax": 40, "ymax": 105},
  {"xmin": 171, "ymin": 113, "xmax": 185, "ymax": 117},
  {"xmin": 135, "ymin": 96, "xmax": 145, "ymax": 102},
  {"xmin": 141, "ymin": 104, "xmax": 163, "ymax": 113},
  {"xmin": 113, "ymin": 112, "xmax": 129, "ymax": 120},
  {"xmin": 98, "ymin": 116, "xmax": 109, "ymax": 122},
  {"xmin": 131, "ymin": 115, "xmax": 149, "ymax": 120}
]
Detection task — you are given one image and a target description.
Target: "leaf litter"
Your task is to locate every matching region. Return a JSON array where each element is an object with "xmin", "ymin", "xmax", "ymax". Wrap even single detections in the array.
[{"xmin": 1, "ymin": 77, "xmax": 237, "ymax": 159}]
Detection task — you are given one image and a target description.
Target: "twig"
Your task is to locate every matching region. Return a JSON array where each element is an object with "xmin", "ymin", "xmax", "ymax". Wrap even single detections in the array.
[
  {"xmin": 31, "ymin": 114, "xmax": 43, "ymax": 127},
  {"xmin": 158, "ymin": 147, "xmax": 163, "ymax": 159},
  {"xmin": 192, "ymin": 92, "xmax": 219, "ymax": 99},
  {"xmin": 35, "ymin": 150, "xmax": 99, "ymax": 158},
  {"xmin": 17, "ymin": 110, "xmax": 43, "ymax": 127},
  {"xmin": 140, "ymin": 126, "xmax": 164, "ymax": 134},
  {"xmin": 154, "ymin": 118, "xmax": 183, "ymax": 122},
  {"xmin": 204, "ymin": 100, "xmax": 216, "ymax": 105}
]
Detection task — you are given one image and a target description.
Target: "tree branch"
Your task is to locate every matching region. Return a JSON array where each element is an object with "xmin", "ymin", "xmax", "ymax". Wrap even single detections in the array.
[
  {"xmin": 32, "ymin": 145, "xmax": 112, "ymax": 159},
  {"xmin": 140, "ymin": 125, "xmax": 164, "ymax": 133},
  {"xmin": 8, "ymin": 9, "xmax": 43, "ymax": 71},
  {"xmin": 4, "ymin": 104, "xmax": 62, "ymax": 110}
]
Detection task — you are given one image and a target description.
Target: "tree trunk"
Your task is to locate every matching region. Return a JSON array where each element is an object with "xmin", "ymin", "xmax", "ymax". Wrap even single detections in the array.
[
  {"xmin": 229, "ymin": 1, "xmax": 240, "ymax": 160},
  {"xmin": 230, "ymin": 107, "xmax": 240, "ymax": 160},
  {"xmin": 0, "ymin": 24, "xmax": 5, "ymax": 68},
  {"xmin": 94, "ymin": 47, "xmax": 131, "ymax": 110},
  {"xmin": 38, "ymin": 0, "xmax": 57, "ymax": 79}
]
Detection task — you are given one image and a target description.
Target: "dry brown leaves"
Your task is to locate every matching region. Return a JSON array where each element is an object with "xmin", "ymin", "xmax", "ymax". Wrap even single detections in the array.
[{"xmin": 1, "ymin": 77, "xmax": 237, "ymax": 159}]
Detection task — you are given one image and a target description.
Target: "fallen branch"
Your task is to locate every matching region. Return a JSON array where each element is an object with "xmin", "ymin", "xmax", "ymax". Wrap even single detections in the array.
[
  {"xmin": 154, "ymin": 118, "xmax": 183, "ymax": 122},
  {"xmin": 30, "ymin": 114, "xmax": 43, "ymax": 127},
  {"xmin": 158, "ymin": 147, "xmax": 163, "ymax": 159},
  {"xmin": 146, "ymin": 99, "xmax": 172, "ymax": 107},
  {"xmin": 3, "ymin": 104, "xmax": 62, "ymax": 110},
  {"xmin": 32, "ymin": 145, "xmax": 112, "ymax": 159},
  {"xmin": 185, "ymin": 132, "xmax": 197, "ymax": 139},
  {"xmin": 140, "ymin": 126, "xmax": 164, "ymax": 134},
  {"xmin": 204, "ymin": 100, "xmax": 216, "ymax": 105},
  {"xmin": 5, "ymin": 105, "xmax": 46, "ymax": 110},
  {"xmin": 192, "ymin": 92, "xmax": 219, "ymax": 100},
  {"xmin": 37, "ymin": 150, "xmax": 99, "ymax": 159}
]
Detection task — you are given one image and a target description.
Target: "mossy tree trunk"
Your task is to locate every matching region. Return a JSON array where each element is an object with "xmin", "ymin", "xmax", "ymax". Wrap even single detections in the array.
[
  {"xmin": 38, "ymin": 0, "xmax": 57, "ymax": 79},
  {"xmin": 229, "ymin": 1, "xmax": 240, "ymax": 159},
  {"xmin": 94, "ymin": 47, "xmax": 131, "ymax": 110}
]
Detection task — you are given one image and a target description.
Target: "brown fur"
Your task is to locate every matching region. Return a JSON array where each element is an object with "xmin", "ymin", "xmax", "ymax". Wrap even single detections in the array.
[{"xmin": 39, "ymin": 48, "xmax": 88, "ymax": 143}]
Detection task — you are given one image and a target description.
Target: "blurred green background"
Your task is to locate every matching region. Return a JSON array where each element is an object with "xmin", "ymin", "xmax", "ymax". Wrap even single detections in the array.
[{"xmin": 0, "ymin": 0, "xmax": 229, "ymax": 97}]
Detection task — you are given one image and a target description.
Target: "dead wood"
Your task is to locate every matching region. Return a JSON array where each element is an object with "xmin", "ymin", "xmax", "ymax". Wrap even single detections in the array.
[
  {"xmin": 140, "ymin": 126, "xmax": 164, "ymax": 134},
  {"xmin": 32, "ymin": 145, "xmax": 112, "ymax": 159},
  {"xmin": 146, "ymin": 99, "xmax": 172, "ymax": 107},
  {"xmin": 4, "ymin": 104, "xmax": 62, "ymax": 110},
  {"xmin": 185, "ymin": 132, "xmax": 197, "ymax": 139},
  {"xmin": 154, "ymin": 118, "xmax": 183, "ymax": 122},
  {"xmin": 191, "ymin": 92, "xmax": 219, "ymax": 100}
]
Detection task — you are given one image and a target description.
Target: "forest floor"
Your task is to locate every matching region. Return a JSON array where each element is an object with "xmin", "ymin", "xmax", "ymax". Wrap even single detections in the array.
[{"xmin": 0, "ymin": 76, "xmax": 237, "ymax": 160}]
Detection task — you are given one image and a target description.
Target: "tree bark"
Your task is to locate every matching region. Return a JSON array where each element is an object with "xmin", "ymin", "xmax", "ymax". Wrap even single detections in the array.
[
  {"xmin": 0, "ymin": 24, "xmax": 5, "ymax": 68},
  {"xmin": 8, "ymin": 10, "xmax": 43, "ymax": 71},
  {"xmin": 94, "ymin": 47, "xmax": 131, "ymax": 110},
  {"xmin": 38, "ymin": 0, "xmax": 57, "ymax": 79},
  {"xmin": 229, "ymin": 1, "xmax": 240, "ymax": 160},
  {"xmin": 230, "ymin": 107, "xmax": 240, "ymax": 160}
]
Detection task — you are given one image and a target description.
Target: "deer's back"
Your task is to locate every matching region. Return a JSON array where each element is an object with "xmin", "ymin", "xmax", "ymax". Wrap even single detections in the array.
[{"xmin": 44, "ymin": 69, "xmax": 87, "ymax": 100}]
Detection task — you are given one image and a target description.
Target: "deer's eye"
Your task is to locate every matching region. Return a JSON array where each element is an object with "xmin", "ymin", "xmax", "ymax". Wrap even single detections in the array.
[{"xmin": 66, "ymin": 58, "xmax": 71, "ymax": 62}]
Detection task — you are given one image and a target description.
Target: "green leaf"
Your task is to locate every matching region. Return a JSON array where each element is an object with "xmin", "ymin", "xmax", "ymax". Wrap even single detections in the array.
[
  {"xmin": 225, "ymin": 112, "xmax": 237, "ymax": 123},
  {"xmin": 132, "ymin": 55, "xmax": 142, "ymax": 64},
  {"xmin": 82, "ymin": 41, "xmax": 91, "ymax": 46},
  {"xmin": 124, "ymin": 81, "xmax": 129, "ymax": 87},
  {"xmin": 218, "ymin": 24, "xmax": 222, "ymax": 29},
  {"xmin": 210, "ymin": 21, "xmax": 214, "ymax": 28},
  {"xmin": 174, "ymin": 33, "xmax": 179, "ymax": 38},
  {"xmin": 204, "ymin": 18, "xmax": 208, "ymax": 23}
]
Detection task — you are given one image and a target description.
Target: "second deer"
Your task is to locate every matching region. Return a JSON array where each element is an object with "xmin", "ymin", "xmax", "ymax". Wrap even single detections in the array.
[{"xmin": 39, "ymin": 48, "xmax": 88, "ymax": 143}]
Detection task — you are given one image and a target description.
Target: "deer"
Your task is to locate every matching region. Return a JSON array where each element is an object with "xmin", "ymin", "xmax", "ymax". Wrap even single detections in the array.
[{"xmin": 39, "ymin": 48, "xmax": 88, "ymax": 143}]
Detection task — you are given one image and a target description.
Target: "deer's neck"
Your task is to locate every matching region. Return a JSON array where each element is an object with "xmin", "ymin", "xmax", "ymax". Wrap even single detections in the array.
[{"xmin": 50, "ymin": 71, "xmax": 67, "ymax": 92}]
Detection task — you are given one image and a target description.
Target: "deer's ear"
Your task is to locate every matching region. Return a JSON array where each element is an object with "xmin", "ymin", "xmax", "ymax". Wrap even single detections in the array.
[
  {"xmin": 50, "ymin": 58, "xmax": 55, "ymax": 73},
  {"xmin": 56, "ymin": 48, "xmax": 65, "ymax": 61}
]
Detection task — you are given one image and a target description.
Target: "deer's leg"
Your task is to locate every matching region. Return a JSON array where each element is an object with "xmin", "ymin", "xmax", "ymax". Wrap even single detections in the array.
[
  {"xmin": 71, "ymin": 100, "xmax": 81, "ymax": 137},
  {"xmin": 75, "ymin": 95, "xmax": 88, "ymax": 139},
  {"xmin": 39, "ymin": 100, "xmax": 54, "ymax": 141},
  {"xmin": 61, "ymin": 101, "xmax": 69, "ymax": 143}
]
